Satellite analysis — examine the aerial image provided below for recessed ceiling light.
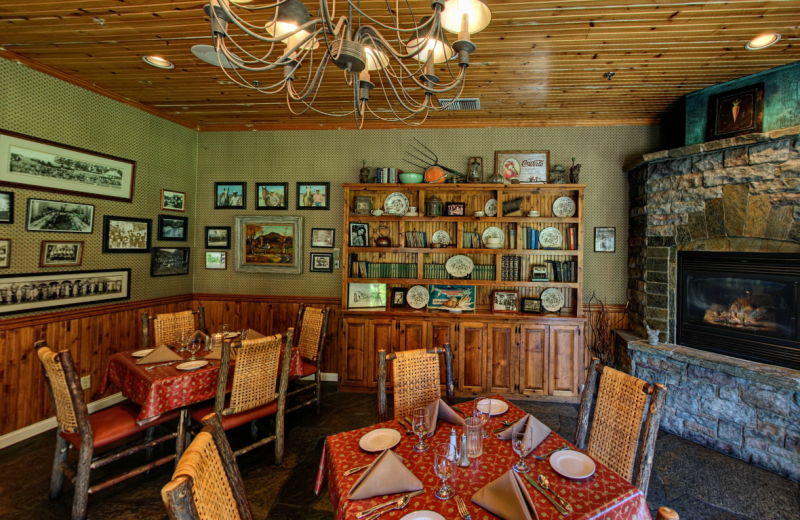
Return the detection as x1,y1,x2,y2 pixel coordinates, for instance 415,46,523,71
142,56,174,69
745,33,781,50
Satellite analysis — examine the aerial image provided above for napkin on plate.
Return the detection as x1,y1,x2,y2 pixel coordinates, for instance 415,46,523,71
497,414,551,453
426,398,466,436
347,449,422,501
472,470,539,520
136,345,182,365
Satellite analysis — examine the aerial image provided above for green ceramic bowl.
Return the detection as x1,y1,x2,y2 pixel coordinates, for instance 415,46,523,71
399,173,424,184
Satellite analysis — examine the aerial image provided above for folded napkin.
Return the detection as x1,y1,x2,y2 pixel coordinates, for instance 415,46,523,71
497,414,551,454
426,398,466,437
191,330,208,342
347,449,422,501
136,345,182,365
472,470,539,520
205,346,237,360
242,329,265,340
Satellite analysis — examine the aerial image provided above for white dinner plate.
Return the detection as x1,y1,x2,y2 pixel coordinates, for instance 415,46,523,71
431,230,450,245
384,192,410,215
407,285,430,309
484,198,498,217
401,511,446,520
476,398,509,416
176,360,209,371
481,226,505,246
445,255,475,278
358,428,402,453
550,450,596,480
552,196,577,218
132,349,154,358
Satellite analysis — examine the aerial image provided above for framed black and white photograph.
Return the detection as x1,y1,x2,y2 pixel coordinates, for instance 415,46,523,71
311,228,335,248
151,247,190,277
0,191,13,223
391,287,408,308
0,268,131,316
26,198,94,234
215,182,246,209
594,227,616,253
205,226,231,249
310,252,333,273
349,222,369,247
347,282,387,309
256,182,288,210
102,216,151,253
521,298,542,314
492,290,519,313
445,202,465,216
0,129,136,203
158,215,188,241
0,239,9,269
297,182,330,210
40,241,83,267
205,251,226,270
161,189,185,212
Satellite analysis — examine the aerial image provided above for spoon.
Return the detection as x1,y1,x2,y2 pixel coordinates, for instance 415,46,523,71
538,474,573,513
398,418,414,436
532,445,569,461
365,493,413,520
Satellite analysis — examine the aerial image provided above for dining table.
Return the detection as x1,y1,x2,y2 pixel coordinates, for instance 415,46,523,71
316,395,651,520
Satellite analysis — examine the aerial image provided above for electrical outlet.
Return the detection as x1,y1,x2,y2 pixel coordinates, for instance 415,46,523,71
80,375,91,390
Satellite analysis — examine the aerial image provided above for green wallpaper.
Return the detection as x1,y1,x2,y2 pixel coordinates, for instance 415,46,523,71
195,126,664,304
0,57,198,316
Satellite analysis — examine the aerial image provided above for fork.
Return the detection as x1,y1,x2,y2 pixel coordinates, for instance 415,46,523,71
531,445,569,461
456,496,472,520
145,361,177,371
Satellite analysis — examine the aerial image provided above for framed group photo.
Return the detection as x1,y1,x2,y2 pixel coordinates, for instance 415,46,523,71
103,216,151,253
161,189,186,212
205,251,227,270
521,298,542,314
311,228,335,248
594,227,616,253
297,182,330,210
445,202,465,216
151,247,190,277
158,215,188,241
492,290,519,313
0,191,13,224
26,198,94,234
205,226,231,249
40,240,84,267
0,239,9,269
256,182,288,210
215,182,246,209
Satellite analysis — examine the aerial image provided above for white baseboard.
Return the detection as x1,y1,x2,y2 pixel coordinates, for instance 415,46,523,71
0,392,126,451
300,372,338,382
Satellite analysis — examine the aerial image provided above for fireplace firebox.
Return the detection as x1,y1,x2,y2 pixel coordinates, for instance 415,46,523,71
677,251,800,370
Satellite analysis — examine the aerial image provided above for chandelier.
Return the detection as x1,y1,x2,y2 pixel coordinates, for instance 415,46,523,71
196,0,492,127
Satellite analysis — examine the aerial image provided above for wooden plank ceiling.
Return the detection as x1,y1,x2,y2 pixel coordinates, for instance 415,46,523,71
1,0,798,130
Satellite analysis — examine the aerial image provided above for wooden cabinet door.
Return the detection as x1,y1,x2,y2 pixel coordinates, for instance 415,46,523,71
428,320,457,388
342,318,368,386
549,325,582,397
397,319,428,353
519,322,548,396
369,319,396,387
458,321,486,393
487,323,517,394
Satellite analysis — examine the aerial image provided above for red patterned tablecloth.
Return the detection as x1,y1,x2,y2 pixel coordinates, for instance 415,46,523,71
317,396,651,520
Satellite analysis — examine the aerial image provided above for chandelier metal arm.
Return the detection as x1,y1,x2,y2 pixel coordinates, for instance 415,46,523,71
344,0,437,33
214,2,323,46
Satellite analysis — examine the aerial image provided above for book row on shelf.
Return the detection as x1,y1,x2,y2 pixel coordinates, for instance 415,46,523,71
374,167,401,184
349,257,418,278
501,256,579,283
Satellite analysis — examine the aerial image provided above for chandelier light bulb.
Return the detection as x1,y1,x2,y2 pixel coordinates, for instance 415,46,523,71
365,47,389,71
440,0,492,34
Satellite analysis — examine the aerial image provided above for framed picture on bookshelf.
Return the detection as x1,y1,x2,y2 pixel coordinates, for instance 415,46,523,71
428,285,475,311
491,290,519,313
349,222,369,247
521,298,543,314
445,202,465,216
310,252,333,273
347,283,387,309
594,227,616,253
390,288,407,308
495,150,550,184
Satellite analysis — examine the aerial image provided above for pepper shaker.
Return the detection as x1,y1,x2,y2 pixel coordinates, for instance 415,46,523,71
458,433,471,467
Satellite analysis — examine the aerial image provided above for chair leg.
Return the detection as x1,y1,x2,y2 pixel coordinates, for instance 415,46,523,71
71,444,93,520
174,409,188,470
144,426,156,462
315,372,322,415
275,414,285,465
49,435,69,499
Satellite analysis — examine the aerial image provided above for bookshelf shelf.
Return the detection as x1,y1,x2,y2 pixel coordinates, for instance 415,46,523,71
346,277,579,288
348,214,580,224
353,246,582,256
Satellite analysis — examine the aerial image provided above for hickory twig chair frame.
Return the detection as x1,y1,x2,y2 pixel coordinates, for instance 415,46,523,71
37,341,180,520
141,307,207,349
377,343,455,423
574,357,667,496
286,305,331,415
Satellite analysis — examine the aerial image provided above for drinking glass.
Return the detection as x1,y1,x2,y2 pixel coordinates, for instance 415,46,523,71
465,416,483,458
473,401,490,439
221,324,230,335
176,330,189,352
187,337,202,361
511,422,533,473
212,333,224,351
412,408,431,452
433,443,457,500
239,329,248,341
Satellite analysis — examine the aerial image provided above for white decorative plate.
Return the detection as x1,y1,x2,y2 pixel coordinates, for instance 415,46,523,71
553,196,576,218
431,230,451,245
401,512,446,520
132,349,154,358
550,450,596,480
541,288,565,312
384,192,410,216
359,428,402,453
539,227,563,249
445,255,475,278
407,285,430,309
481,226,505,245
484,198,498,217
476,398,509,416
176,360,209,371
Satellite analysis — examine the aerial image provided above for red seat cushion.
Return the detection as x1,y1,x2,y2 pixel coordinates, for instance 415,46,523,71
289,360,318,381
59,402,180,450
190,399,278,431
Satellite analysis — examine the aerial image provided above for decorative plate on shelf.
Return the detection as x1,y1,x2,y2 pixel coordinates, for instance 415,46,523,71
384,192,410,215
541,288,565,312
431,230,451,245
539,227,563,249
407,285,430,309
484,198,498,217
481,226,505,245
553,196,576,218
445,255,475,278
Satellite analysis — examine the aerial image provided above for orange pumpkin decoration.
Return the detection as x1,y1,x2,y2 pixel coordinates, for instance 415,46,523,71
424,165,446,184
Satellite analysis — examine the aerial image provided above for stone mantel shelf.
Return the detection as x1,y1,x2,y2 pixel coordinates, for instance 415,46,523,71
628,340,800,392
623,125,800,172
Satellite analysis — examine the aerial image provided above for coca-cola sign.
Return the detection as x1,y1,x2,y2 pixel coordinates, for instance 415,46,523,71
495,150,550,184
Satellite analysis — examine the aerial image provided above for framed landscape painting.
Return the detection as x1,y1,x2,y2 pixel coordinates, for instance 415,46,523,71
0,129,135,202
205,251,227,270
151,247,190,277
234,216,303,274
26,198,94,234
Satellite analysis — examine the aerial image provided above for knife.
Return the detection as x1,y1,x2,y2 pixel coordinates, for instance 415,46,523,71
523,473,569,516
355,490,424,519
344,463,371,477
397,418,413,434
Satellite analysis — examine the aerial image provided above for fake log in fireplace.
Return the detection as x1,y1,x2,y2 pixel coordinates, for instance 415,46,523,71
677,252,800,370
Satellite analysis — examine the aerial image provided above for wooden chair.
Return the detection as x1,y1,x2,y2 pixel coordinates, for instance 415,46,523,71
189,329,293,461
141,307,207,349
377,344,455,423
286,305,330,415
574,357,667,496
656,507,679,520
162,413,254,520
36,341,180,520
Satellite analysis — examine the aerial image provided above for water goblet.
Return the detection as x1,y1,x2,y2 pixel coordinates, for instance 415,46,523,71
474,400,490,439
239,329,248,341
412,407,431,452
511,422,533,474
433,443,457,500
176,330,189,352
221,324,230,335
187,337,202,361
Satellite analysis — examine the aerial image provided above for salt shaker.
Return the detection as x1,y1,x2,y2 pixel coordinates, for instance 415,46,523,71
449,428,459,461
458,433,471,467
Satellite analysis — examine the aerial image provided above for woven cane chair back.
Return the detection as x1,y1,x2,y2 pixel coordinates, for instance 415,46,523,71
587,366,649,482
153,310,195,346
392,349,440,420
37,347,80,433
297,307,325,361
173,431,243,520
226,334,282,416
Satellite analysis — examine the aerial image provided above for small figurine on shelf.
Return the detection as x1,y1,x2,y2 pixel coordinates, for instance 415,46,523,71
550,164,569,184
570,158,582,184
359,160,372,183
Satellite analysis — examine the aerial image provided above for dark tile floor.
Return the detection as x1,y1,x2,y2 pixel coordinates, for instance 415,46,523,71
0,384,797,519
